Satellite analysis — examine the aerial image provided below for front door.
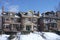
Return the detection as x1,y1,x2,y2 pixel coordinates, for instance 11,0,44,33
26,25,31,31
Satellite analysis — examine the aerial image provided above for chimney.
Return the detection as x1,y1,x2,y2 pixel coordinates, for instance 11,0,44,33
37,11,40,17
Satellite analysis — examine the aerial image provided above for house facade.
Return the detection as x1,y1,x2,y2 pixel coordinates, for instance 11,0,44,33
19,11,40,32
1,10,60,34
40,11,58,31
2,12,21,33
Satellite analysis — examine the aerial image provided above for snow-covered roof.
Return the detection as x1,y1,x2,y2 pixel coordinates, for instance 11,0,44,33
15,15,20,18
21,14,39,18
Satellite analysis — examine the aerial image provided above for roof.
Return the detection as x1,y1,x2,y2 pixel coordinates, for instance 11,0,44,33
21,13,39,18
15,15,20,18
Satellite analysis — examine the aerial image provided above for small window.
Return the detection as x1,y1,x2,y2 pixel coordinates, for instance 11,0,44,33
33,18,37,21
29,18,31,21
5,25,10,29
34,26,37,30
45,24,49,30
5,18,9,21
51,23,57,28
6,18,9,21
11,18,13,20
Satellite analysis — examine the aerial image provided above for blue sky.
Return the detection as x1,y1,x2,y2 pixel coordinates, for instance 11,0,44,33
0,0,60,13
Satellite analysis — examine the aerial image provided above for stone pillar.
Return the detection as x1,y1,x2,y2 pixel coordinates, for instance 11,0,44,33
23,25,26,31
31,23,34,31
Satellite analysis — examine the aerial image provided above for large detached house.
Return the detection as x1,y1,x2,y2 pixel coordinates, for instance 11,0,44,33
19,11,40,32
2,12,20,34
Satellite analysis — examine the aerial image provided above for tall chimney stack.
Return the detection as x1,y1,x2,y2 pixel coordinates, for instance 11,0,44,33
37,11,40,17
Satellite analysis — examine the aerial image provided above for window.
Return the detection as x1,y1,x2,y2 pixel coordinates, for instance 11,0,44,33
5,25,10,29
25,18,28,21
45,25,48,30
11,18,14,20
28,18,31,21
14,18,17,22
51,23,57,28
45,18,49,21
33,18,37,23
45,24,50,30
34,26,37,30
5,18,9,21
6,18,9,20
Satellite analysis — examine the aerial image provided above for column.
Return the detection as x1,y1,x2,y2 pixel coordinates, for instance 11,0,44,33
31,23,34,31
23,25,26,31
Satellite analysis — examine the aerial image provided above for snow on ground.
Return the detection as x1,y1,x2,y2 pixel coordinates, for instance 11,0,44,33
0,32,60,40
43,32,60,40
17,32,60,40
20,33,45,40
0,34,10,40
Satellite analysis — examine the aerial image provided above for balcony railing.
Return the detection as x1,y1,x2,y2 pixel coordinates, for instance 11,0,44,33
44,21,57,23
42,15,57,18
3,28,18,32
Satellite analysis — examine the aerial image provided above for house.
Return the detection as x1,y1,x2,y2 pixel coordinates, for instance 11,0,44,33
19,11,40,32
40,11,57,32
1,12,20,34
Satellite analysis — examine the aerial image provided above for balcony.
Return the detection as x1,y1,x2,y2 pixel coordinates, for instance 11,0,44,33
4,20,11,23
3,28,18,32
42,15,57,19
3,28,11,32
44,20,57,23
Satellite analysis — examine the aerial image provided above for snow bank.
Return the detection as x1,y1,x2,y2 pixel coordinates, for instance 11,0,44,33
15,32,60,40
43,32,60,40
0,32,60,40
0,34,10,40
20,33,45,40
